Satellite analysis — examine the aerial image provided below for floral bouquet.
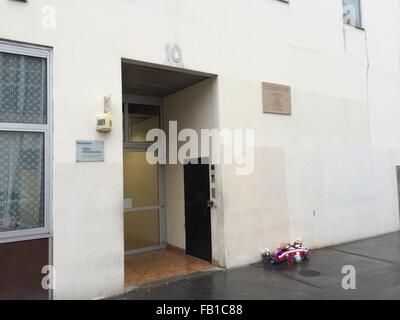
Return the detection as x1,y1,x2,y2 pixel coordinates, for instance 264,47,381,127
261,239,310,266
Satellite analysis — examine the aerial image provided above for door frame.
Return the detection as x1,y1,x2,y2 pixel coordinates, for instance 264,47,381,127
123,94,166,256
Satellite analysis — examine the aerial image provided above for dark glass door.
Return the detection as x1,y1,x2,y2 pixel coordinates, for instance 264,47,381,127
184,160,212,262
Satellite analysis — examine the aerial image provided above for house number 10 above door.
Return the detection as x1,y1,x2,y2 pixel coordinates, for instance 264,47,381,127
166,43,184,67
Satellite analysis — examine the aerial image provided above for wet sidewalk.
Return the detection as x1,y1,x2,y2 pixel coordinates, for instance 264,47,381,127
115,232,400,300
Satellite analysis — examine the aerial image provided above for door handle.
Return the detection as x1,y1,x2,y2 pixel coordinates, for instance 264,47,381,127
207,200,215,208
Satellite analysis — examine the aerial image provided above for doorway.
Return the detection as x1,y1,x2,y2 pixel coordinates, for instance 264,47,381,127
121,60,219,289
122,96,214,288
184,159,212,262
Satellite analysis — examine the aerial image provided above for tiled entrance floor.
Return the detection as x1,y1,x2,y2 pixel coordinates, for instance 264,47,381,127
125,249,214,288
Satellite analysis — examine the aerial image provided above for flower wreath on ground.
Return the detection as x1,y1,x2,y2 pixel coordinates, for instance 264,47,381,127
261,239,310,265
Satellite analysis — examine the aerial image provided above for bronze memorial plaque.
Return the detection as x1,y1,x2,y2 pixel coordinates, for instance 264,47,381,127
262,82,292,115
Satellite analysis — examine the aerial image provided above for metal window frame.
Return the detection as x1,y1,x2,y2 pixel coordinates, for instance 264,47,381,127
0,41,52,244
343,0,363,29
123,94,166,256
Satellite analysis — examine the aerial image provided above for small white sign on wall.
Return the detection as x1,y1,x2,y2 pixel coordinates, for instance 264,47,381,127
76,140,104,162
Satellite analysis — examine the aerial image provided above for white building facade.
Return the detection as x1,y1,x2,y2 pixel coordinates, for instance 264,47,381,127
0,0,400,299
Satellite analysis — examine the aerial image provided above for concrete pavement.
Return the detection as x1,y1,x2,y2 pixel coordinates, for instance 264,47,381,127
115,232,400,300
